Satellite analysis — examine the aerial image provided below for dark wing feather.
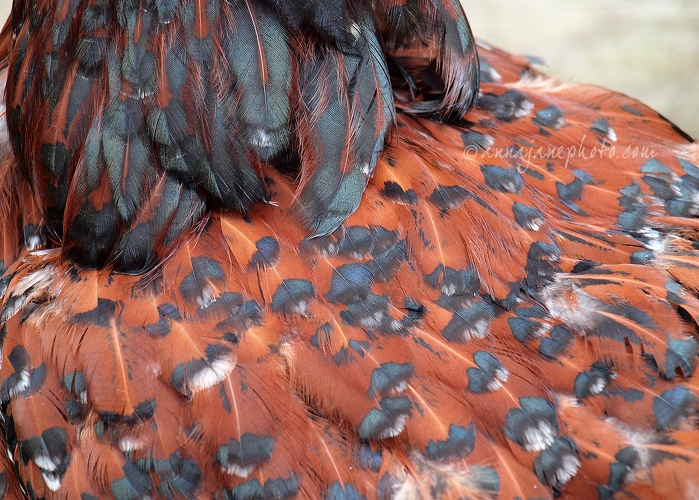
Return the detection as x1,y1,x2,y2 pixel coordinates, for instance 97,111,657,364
5,0,478,272
378,0,479,119
295,17,394,236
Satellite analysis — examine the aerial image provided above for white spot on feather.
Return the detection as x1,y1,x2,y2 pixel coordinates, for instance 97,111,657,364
555,395,581,408
14,266,57,296
503,179,519,193
42,471,62,492
671,181,684,198
689,192,699,217
0,81,10,158
495,367,510,382
489,366,510,391
135,88,154,99
222,463,257,478
360,311,385,328
442,284,457,296
188,355,237,394
482,66,502,83
647,236,670,253
487,379,503,391
318,243,338,258
378,414,408,440
392,381,408,394
543,280,599,332
350,23,361,41
252,129,272,148
589,377,607,395
196,285,217,309
523,420,557,452
477,134,495,150
638,226,665,253
26,234,42,252
291,300,309,316
387,450,501,500
119,437,145,452
34,454,57,472
612,420,660,471
467,318,491,340
555,454,581,486
515,99,535,118
527,217,544,231
9,369,31,398
639,227,661,240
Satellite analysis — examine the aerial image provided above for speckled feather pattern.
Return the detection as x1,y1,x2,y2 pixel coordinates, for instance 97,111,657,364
0,2,698,500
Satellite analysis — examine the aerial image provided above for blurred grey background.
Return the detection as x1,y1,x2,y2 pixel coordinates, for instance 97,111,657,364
465,1,699,139
0,2,696,137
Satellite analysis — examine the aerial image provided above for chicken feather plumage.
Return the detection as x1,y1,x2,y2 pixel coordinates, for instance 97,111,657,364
0,1,697,499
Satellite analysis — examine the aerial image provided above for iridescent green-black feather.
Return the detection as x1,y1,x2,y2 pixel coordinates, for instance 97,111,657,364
5,0,480,272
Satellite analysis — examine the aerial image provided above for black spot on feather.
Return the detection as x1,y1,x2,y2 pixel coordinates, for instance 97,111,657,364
171,344,234,397
248,237,280,270
215,433,274,475
425,424,476,461
539,325,575,358
19,427,71,490
480,165,524,193
326,264,374,304
358,397,412,440
508,317,544,343
574,364,614,399
467,351,508,393
442,301,495,343
144,303,181,337
337,227,373,258
653,386,696,430
512,202,543,230
533,105,563,130
477,90,532,121
534,437,580,489
340,294,398,334
380,181,417,205
368,240,405,282
368,363,413,398
223,476,298,500
138,451,201,498
665,338,697,378
271,279,316,316
461,131,494,151
1,346,45,402
324,482,366,500
425,265,479,296
504,397,559,451
178,257,225,309
110,463,153,500
70,298,117,327
429,185,469,210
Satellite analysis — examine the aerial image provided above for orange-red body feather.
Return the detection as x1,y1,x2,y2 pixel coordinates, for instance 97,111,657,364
0,2,698,499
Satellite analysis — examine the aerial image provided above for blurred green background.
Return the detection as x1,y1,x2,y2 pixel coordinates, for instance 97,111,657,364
0,2,696,138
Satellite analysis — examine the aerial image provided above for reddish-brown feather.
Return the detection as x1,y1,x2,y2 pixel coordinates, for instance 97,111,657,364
1,2,699,499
